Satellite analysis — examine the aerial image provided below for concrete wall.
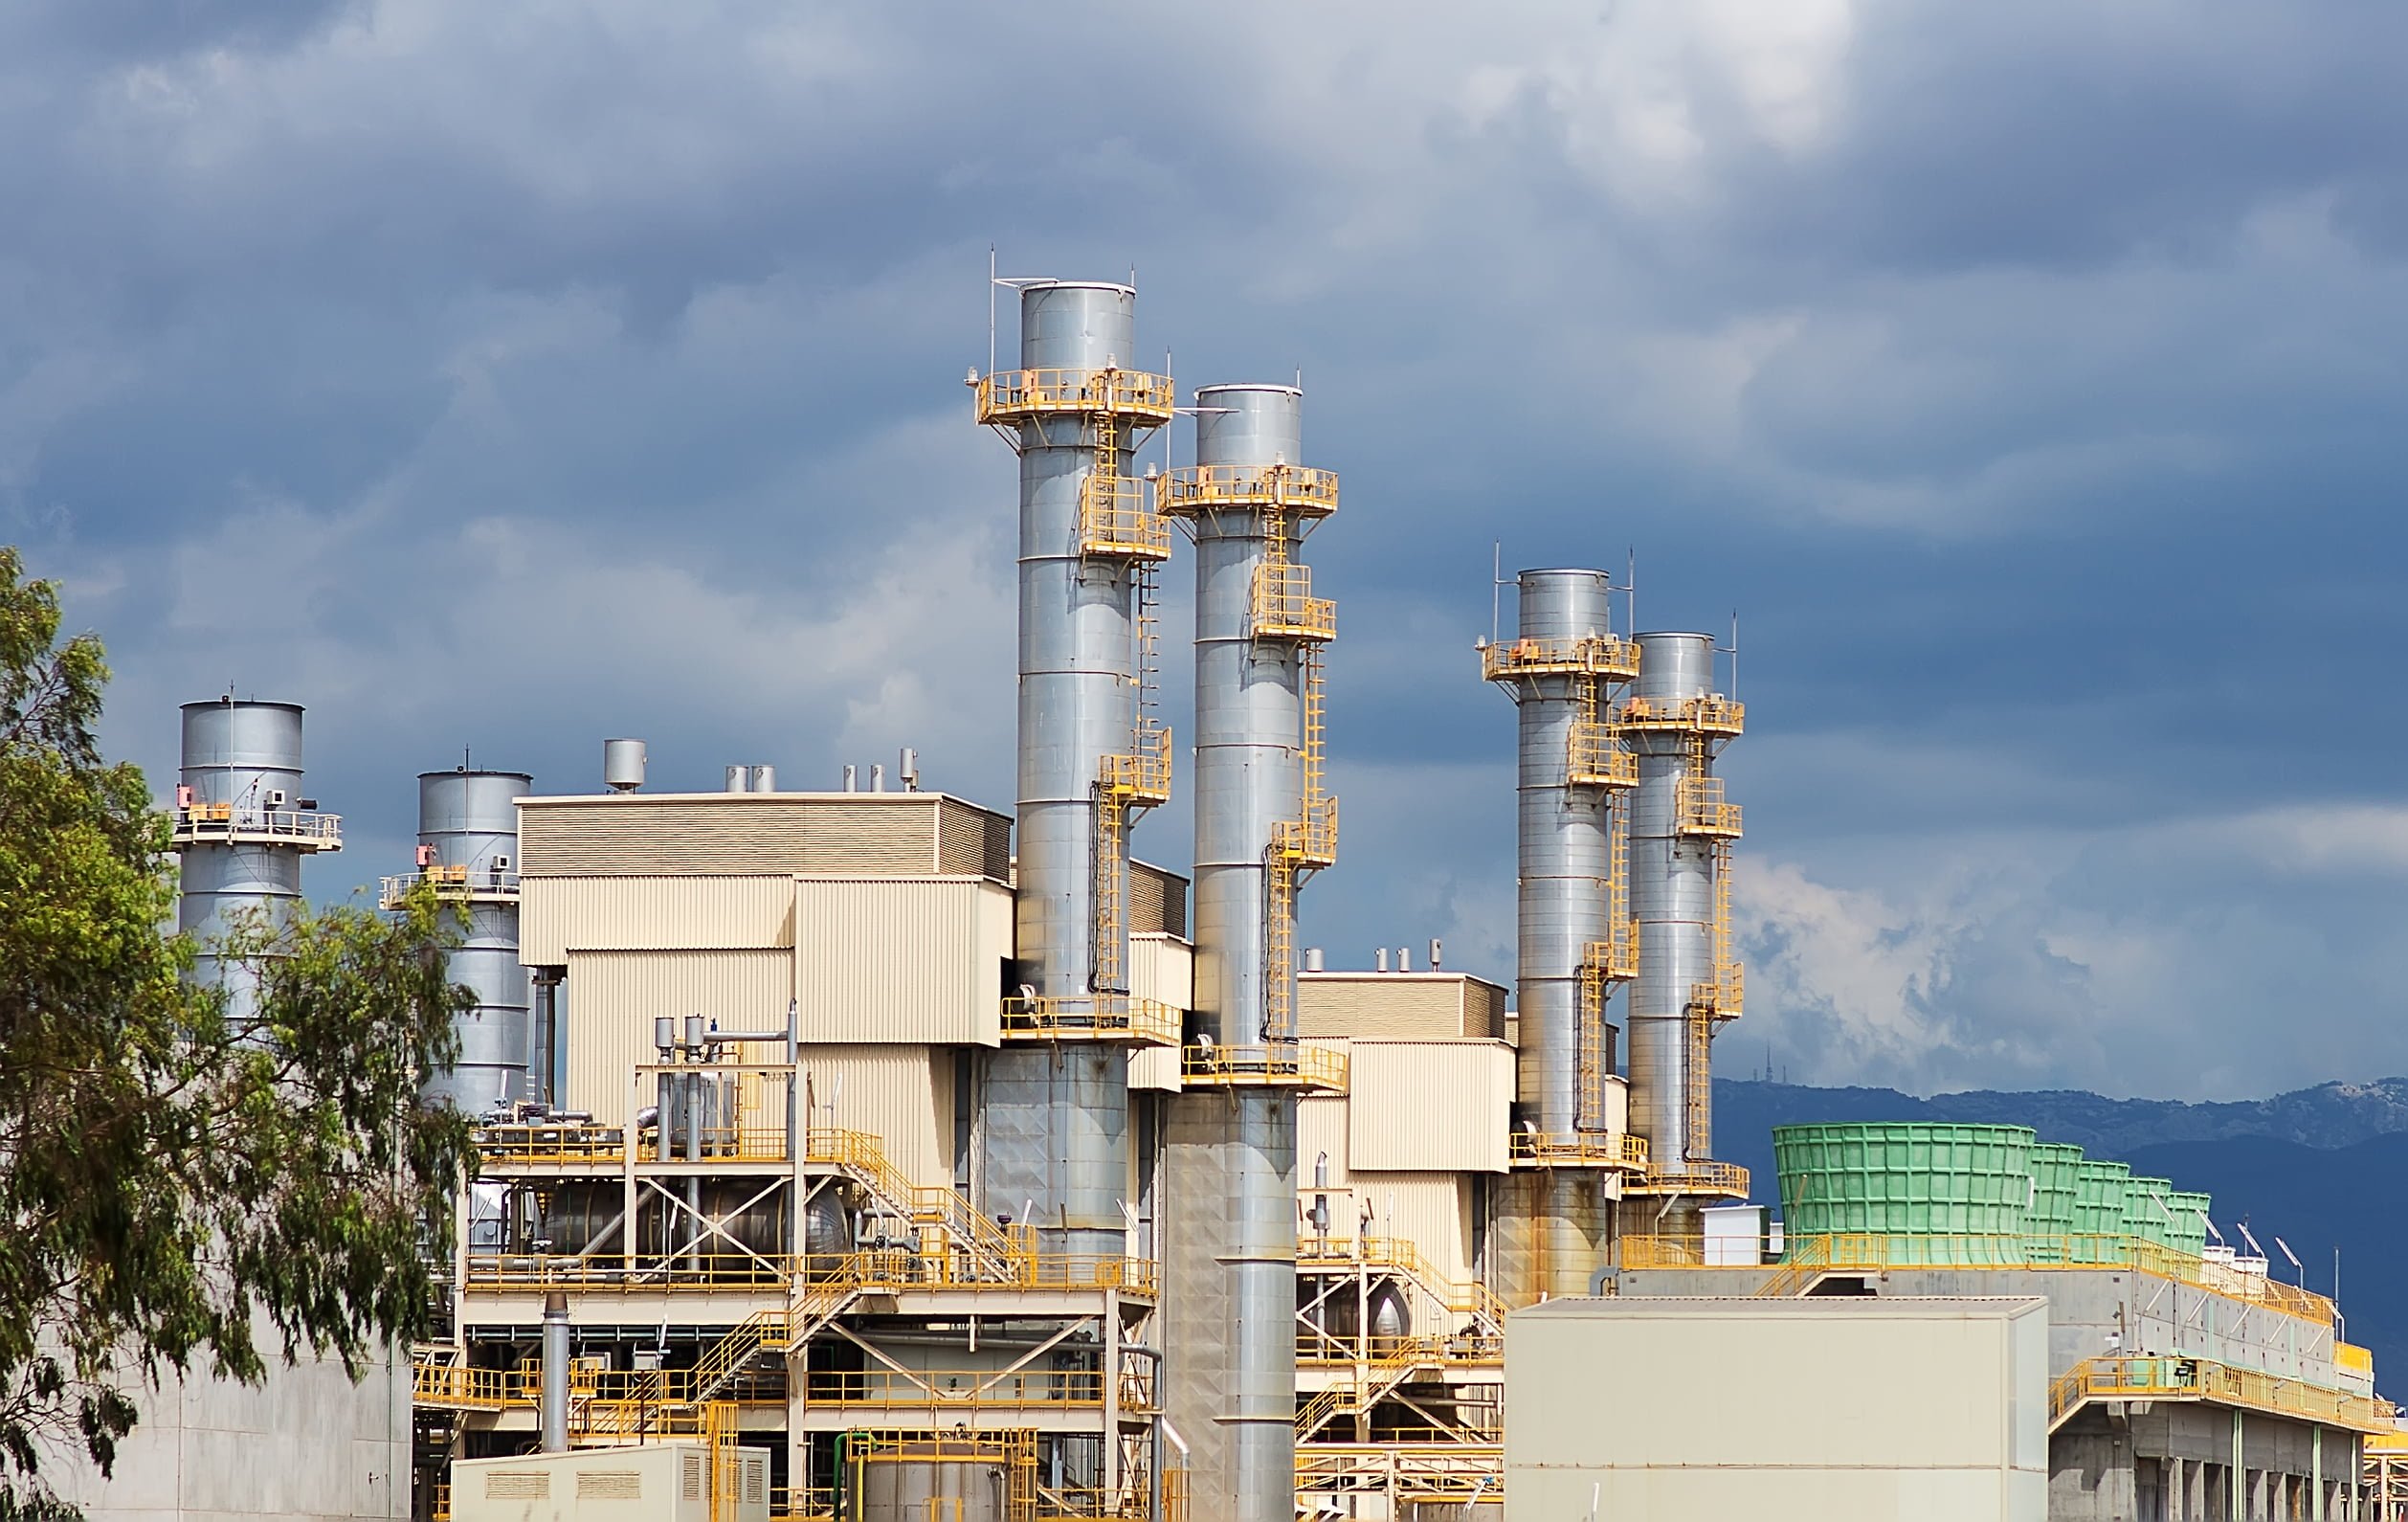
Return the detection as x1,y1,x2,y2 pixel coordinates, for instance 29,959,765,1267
1504,1296,2048,1522
56,1345,411,1522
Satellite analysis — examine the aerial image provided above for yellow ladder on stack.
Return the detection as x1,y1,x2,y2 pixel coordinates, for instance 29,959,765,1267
1265,643,1338,1041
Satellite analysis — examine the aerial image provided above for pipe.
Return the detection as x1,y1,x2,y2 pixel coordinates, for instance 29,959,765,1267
540,1292,570,1452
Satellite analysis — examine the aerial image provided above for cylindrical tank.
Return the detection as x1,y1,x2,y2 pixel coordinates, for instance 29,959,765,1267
983,280,1146,1263
2070,1159,2133,1259
2125,1175,2175,1247
1190,385,1307,1046
538,1180,826,1265
853,1444,1012,1522
416,769,533,1111
2026,1142,2084,1235
176,700,315,1020
603,738,646,792
1773,1122,2036,1265
1627,633,1719,1168
2164,1189,2213,1257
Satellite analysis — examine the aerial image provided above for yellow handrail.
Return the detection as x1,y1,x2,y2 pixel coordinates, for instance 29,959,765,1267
1156,462,1341,515
2050,1354,2395,1434
974,368,1175,424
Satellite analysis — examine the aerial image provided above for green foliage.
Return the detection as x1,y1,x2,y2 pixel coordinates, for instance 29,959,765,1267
0,548,476,1518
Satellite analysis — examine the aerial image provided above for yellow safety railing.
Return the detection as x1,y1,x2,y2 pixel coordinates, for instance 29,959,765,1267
1507,1130,1650,1172
1099,723,1173,805
1567,661,1637,789
1297,1341,1439,1438
1182,1042,1348,1090
1000,995,1181,1045
1294,1444,1504,1505
1480,635,1640,683
849,1431,1041,1522
1155,462,1341,516
1626,1159,1750,1197
1673,775,1743,838
1616,693,1744,733
1077,477,1172,561
2050,1354,2395,1434
380,866,521,907
805,1367,1151,1412
974,368,1176,425
169,805,343,848
1631,1231,2344,1325
1251,561,1336,640
476,1121,632,1164
1297,1235,1509,1334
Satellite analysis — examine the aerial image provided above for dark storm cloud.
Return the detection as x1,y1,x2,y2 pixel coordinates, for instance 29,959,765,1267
7,0,2406,1097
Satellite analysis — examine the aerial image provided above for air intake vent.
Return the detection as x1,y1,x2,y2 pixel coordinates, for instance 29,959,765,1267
484,1471,549,1499
683,1451,705,1500
576,1469,642,1499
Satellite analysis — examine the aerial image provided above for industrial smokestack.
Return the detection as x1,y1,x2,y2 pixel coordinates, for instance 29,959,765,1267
540,1292,570,1453
1483,569,1637,1305
1157,381,1336,1522
973,278,1173,1262
412,769,534,1112
1627,630,1744,1197
171,700,339,1025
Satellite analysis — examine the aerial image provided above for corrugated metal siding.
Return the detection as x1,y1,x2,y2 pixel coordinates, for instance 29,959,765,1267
562,949,795,1117
936,799,1013,882
799,1044,951,1189
1128,1046,1182,1093
1128,861,1189,938
793,879,1009,1046
1298,975,1467,1040
521,796,940,878
1130,932,1193,1011
1360,1173,1477,1287
522,876,797,962
1298,1086,1349,1181
1594,1073,1629,1136
1348,1041,1512,1173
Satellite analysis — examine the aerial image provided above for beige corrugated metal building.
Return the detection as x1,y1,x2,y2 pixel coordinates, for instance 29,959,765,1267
1505,1296,2049,1522
520,791,1190,1194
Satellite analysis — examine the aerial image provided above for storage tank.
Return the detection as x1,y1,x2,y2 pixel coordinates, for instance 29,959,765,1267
1773,1122,2035,1265
851,1439,1015,1522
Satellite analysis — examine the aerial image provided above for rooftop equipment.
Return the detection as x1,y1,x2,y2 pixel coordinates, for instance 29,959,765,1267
603,738,646,793
971,279,1174,1258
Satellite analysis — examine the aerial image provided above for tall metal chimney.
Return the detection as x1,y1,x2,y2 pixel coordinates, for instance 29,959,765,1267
170,699,342,1023
1624,630,1746,1223
1482,572,1640,1304
971,280,1175,1257
1157,383,1338,1522
405,769,534,1112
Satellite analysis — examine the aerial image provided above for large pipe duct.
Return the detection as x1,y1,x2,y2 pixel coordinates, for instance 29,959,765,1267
1484,572,1630,1304
1160,384,1331,1522
1626,630,1740,1204
975,280,1171,1257
539,1293,570,1453
413,769,534,1112
171,699,341,1023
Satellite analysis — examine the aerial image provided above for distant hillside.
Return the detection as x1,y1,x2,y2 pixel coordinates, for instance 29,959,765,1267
1713,1075,2408,1167
1710,1077,2408,1392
